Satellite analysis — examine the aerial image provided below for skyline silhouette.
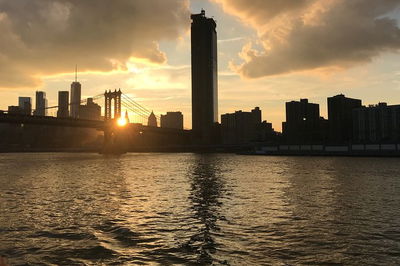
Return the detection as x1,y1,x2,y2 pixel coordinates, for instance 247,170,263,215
2,2,400,265
0,1,400,131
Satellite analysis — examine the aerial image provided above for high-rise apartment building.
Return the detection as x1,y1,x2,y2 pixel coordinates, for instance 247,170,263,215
191,9,218,143
328,94,362,143
353,103,400,143
283,99,325,143
221,107,272,144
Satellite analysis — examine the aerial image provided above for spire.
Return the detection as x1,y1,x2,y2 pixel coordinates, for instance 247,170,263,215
125,110,130,123
75,64,78,82
148,110,157,127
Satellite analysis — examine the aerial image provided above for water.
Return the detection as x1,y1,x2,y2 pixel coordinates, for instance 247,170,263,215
1,153,400,265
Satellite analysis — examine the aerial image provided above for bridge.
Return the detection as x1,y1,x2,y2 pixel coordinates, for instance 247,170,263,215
0,89,191,153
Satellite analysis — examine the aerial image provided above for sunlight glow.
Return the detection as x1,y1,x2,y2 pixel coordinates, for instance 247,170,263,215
117,117,127,127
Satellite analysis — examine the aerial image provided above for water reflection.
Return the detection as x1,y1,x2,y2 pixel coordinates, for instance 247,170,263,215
0,154,132,265
1,154,400,265
185,154,225,264
282,157,400,265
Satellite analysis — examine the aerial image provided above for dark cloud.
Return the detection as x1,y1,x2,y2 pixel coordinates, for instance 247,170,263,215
0,0,190,88
215,0,400,78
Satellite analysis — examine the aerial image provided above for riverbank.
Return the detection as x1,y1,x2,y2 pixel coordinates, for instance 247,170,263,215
245,144,400,157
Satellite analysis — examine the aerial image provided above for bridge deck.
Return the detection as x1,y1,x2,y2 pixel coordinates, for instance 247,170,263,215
0,113,190,135
0,113,104,129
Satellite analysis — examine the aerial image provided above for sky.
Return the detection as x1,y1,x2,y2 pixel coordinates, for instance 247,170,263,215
1,0,400,131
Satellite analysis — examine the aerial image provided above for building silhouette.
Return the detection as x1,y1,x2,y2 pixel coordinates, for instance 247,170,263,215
18,97,32,115
283,99,326,143
353,103,400,143
8,106,22,115
148,111,157,127
70,81,81,118
328,94,362,143
221,107,274,144
57,91,69,118
191,9,218,143
160,112,183,129
79,98,101,121
33,91,47,116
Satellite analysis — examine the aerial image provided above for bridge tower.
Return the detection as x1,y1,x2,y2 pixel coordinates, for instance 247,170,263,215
103,89,124,154
104,89,122,120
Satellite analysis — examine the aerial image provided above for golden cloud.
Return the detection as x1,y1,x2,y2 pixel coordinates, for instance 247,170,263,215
214,0,400,78
0,0,190,88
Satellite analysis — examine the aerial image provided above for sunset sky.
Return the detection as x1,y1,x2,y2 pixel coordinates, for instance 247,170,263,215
1,0,400,131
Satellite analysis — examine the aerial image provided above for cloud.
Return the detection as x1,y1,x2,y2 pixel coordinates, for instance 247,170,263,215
214,0,400,78
0,0,190,88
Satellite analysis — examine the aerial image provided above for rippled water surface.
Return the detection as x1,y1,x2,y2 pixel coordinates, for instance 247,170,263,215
1,153,400,265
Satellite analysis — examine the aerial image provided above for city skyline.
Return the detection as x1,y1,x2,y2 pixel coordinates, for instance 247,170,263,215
1,0,400,131
2,2,400,264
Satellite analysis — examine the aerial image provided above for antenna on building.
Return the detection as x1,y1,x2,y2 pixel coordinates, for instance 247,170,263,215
75,64,78,82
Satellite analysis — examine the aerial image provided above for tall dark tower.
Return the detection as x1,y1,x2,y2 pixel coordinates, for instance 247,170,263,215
70,65,81,118
191,9,218,143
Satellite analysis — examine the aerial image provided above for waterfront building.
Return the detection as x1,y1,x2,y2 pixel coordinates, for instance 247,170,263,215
148,111,157,127
33,91,47,116
283,99,325,143
191,9,218,143
221,107,274,144
328,94,362,143
353,103,400,143
160,112,183,130
57,91,69,118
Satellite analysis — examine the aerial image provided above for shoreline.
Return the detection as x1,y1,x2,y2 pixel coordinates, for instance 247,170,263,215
2,149,400,157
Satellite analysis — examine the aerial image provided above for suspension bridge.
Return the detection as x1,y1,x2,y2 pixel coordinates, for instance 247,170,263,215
18,89,162,125
0,89,190,153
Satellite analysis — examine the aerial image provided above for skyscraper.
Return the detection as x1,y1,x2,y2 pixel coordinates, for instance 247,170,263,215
57,91,69,118
328,94,362,143
18,97,32,115
33,91,47,116
70,67,81,118
191,9,218,143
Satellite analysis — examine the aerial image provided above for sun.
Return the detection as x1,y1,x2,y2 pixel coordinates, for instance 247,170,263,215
117,117,127,127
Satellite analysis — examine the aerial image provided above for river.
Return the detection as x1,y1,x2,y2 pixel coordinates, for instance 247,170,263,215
1,153,400,265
